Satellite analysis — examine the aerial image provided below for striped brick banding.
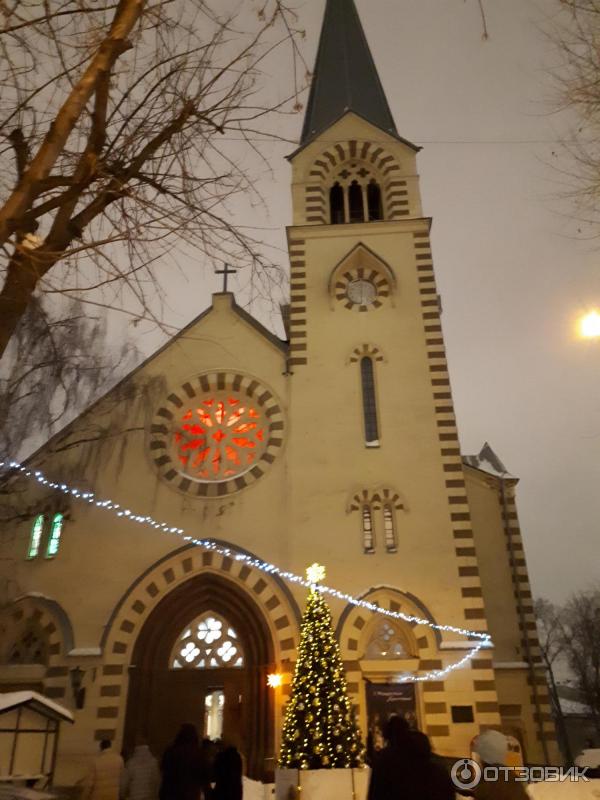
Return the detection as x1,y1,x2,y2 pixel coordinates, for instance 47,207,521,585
96,545,300,743
348,344,386,364
150,371,284,496
347,487,404,513
412,231,489,633
498,484,555,745
329,243,395,312
288,238,307,367
334,266,390,311
1,596,70,701
305,140,409,223
337,587,465,746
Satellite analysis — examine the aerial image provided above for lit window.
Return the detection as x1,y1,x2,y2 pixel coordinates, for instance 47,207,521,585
173,395,267,482
45,513,64,558
27,515,44,559
383,505,397,553
170,612,244,670
360,357,379,445
204,689,225,740
362,505,375,553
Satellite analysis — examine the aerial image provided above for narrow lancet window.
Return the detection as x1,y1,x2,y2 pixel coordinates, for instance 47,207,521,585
348,180,364,223
362,505,375,553
330,182,345,224
360,357,379,445
367,180,383,221
383,505,397,552
28,515,44,559
46,513,64,558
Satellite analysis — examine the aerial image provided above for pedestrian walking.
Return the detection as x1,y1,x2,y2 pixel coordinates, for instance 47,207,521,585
81,739,124,800
367,715,454,800
212,743,243,800
121,738,160,800
160,724,205,800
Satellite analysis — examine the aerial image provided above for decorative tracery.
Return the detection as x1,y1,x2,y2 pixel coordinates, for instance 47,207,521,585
365,620,410,659
150,372,285,497
328,162,384,224
174,396,266,480
170,612,244,670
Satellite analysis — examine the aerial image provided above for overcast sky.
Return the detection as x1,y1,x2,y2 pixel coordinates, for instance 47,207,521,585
105,0,600,604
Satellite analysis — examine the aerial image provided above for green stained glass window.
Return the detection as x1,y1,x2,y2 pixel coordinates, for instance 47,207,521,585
45,513,64,558
28,515,44,559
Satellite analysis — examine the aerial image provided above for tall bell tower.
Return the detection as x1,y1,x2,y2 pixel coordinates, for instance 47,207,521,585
285,0,504,758
284,0,559,765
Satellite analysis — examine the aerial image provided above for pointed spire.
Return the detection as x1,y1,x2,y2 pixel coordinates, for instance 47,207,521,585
300,0,398,145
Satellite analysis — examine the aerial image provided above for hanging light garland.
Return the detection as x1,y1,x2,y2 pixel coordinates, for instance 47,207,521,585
1,460,492,682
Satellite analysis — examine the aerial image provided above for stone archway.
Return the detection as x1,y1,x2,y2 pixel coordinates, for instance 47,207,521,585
123,572,276,780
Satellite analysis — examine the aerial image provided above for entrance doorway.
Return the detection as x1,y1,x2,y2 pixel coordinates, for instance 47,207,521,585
124,574,275,780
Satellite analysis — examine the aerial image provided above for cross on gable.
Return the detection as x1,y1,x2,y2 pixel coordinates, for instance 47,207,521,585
215,263,237,293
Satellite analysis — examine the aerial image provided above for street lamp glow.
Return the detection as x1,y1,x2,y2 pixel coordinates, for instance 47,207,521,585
267,673,283,689
579,310,600,339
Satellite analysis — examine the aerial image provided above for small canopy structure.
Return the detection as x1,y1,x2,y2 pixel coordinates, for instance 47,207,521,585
0,692,73,788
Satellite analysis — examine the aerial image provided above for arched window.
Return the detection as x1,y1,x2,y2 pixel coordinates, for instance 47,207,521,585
28,515,44,559
330,182,345,224
383,505,397,553
170,612,244,669
365,620,410,659
362,505,375,553
45,513,64,558
367,180,383,221
348,180,364,223
360,357,379,446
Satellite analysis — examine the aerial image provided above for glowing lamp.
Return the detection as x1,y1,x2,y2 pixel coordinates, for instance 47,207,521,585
306,563,326,584
267,673,283,689
579,310,600,339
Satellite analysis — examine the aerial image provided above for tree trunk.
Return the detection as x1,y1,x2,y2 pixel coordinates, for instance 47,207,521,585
0,0,145,247
0,254,40,359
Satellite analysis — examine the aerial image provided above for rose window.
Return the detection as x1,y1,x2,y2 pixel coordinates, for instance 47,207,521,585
170,612,244,670
175,397,266,481
150,372,284,497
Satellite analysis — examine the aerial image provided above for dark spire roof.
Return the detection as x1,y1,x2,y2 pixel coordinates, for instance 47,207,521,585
300,0,399,145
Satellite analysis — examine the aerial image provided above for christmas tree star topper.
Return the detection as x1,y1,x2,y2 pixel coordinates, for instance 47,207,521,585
306,562,326,584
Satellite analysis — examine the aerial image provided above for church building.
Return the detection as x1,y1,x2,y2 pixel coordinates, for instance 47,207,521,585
0,0,559,783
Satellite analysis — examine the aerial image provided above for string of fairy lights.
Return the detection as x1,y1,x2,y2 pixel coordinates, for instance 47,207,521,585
1,459,492,683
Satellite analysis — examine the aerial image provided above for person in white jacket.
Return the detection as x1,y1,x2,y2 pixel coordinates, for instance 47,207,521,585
82,740,124,800
121,739,160,800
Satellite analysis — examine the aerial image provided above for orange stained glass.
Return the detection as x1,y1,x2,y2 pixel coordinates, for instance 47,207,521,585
174,396,265,481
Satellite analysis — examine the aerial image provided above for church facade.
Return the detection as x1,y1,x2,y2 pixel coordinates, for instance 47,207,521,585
0,0,558,783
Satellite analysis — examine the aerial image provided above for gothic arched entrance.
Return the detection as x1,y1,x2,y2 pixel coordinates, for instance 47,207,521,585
124,573,276,780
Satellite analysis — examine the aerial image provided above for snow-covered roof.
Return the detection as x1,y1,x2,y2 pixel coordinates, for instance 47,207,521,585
560,697,592,716
463,442,516,480
0,691,73,722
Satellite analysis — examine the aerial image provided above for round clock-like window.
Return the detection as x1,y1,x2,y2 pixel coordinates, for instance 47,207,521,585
347,279,377,306
150,372,284,497
334,265,390,311
175,396,266,481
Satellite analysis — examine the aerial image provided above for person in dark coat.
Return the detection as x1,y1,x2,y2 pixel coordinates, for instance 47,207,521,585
367,715,454,800
212,744,243,800
160,724,206,800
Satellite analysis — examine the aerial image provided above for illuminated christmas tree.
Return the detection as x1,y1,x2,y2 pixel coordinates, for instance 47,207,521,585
279,564,365,770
